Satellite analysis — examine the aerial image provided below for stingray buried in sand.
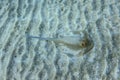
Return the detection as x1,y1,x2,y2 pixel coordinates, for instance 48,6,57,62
27,31,94,55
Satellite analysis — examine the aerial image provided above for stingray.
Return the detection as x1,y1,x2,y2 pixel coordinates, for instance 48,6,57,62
26,30,94,56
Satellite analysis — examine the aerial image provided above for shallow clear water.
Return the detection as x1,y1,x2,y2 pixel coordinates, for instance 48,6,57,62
0,0,120,80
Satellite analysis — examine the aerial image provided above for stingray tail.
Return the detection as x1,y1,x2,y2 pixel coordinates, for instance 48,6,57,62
29,36,57,41
25,33,59,41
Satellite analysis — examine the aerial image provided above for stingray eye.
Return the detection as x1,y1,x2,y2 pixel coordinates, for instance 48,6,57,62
80,40,87,48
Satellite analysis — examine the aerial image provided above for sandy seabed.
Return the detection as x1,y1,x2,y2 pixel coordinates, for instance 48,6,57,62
0,0,120,80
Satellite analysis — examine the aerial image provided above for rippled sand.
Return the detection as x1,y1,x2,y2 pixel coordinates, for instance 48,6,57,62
0,0,120,80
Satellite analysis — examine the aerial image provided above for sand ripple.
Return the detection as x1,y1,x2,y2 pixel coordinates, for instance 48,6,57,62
0,0,120,80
